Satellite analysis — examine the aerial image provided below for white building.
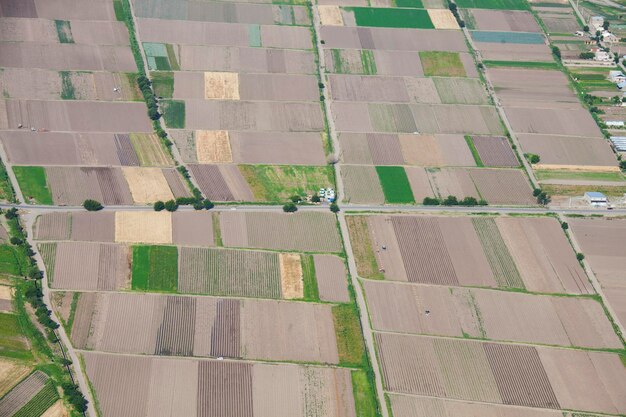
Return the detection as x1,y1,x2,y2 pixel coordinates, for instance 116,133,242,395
609,70,626,83
595,50,613,61
584,192,608,206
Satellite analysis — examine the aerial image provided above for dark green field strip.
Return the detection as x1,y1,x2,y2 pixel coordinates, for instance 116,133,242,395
0,245,22,276
131,245,178,292
455,0,530,9
482,60,558,69
161,99,185,128
376,166,415,204
393,0,424,7
464,136,484,167
13,166,53,205
12,381,59,417
348,7,434,28
54,20,74,43
333,304,366,367
301,255,320,302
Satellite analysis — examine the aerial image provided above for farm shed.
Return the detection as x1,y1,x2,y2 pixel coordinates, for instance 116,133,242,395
610,136,626,151
584,191,608,206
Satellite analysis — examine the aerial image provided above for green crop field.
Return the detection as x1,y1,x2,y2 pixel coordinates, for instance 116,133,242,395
301,255,319,302
59,71,75,100
419,51,466,77
393,0,424,7
361,50,377,75
376,166,415,204
13,382,59,417
483,60,558,69
13,166,53,205
0,159,15,202
0,245,21,276
151,72,174,98
54,20,74,43
536,170,626,182
132,245,178,292
333,304,365,367
0,312,31,360
348,7,434,28
161,99,185,128
239,165,335,202
455,0,530,9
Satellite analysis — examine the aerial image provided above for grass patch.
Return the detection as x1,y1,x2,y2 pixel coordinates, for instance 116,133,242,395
154,56,171,71
131,245,178,292
0,245,21,276
483,60,558,69
161,100,185,128
0,312,32,361
543,183,626,197
151,71,174,98
54,20,74,43
59,71,75,100
348,7,434,28
165,44,180,71
455,0,530,9
536,170,625,182
129,133,173,166
376,166,415,204
212,213,223,247
419,51,466,77
239,165,335,202
331,49,348,74
345,216,383,280
123,72,143,101
464,135,484,167
0,158,15,202
361,50,377,75
66,293,79,336
351,370,378,417
13,166,53,205
393,0,424,6
301,255,319,302
333,304,365,367
113,0,126,21
13,381,59,417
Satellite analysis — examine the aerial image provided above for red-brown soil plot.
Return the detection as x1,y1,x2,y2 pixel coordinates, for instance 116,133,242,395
471,136,518,167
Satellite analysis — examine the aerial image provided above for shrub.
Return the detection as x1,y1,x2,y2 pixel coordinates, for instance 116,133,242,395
311,194,321,203
176,197,199,205
583,25,589,32
283,202,298,213
290,195,302,203
525,153,540,164
460,196,478,206
533,188,542,197
193,202,203,210
551,45,561,59
9,237,22,245
561,221,569,230
153,201,165,211
537,191,550,205
202,199,214,210
478,199,488,206
5,208,17,220
330,203,340,213
83,199,103,211
423,197,441,205
619,160,626,171
164,200,178,212
579,52,594,59
576,252,585,261
442,195,458,206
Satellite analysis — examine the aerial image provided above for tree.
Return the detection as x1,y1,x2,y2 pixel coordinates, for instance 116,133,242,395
330,203,340,213
561,222,569,230
525,153,540,164
83,199,103,211
164,200,178,212
423,197,440,206
283,202,298,213
603,20,610,30
202,199,214,210
537,191,550,205
442,195,459,206
583,25,590,32
620,160,626,171
9,237,22,245
290,195,302,203
478,199,488,206
579,52,595,59
4,208,17,220
576,252,585,261
153,201,165,211
311,194,321,203
460,197,478,206
551,45,561,59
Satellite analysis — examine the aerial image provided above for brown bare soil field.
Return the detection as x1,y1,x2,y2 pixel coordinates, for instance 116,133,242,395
506,106,602,137
516,134,616,167
474,42,553,62
210,299,240,358
196,131,233,163
389,394,562,417
488,68,577,108
468,168,534,205
405,167,437,201
188,164,253,201
0,17,57,42
204,72,240,100
238,73,319,101
34,212,70,240
68,20,129,45
172,212,214,246
229,132,326,165
0,0,38,18
0,43,136,71
162,168,192,198
34,0,117,20
313,255,349,303
471,10,541,32
0,68,60,101
0,359,31,398
221,211,342,252
329,75,410,103
496,217,592,294
341,165,385,204
319,26,468,51
367,216,407,281
471,136,519,167
366,133,404,164
70,211,115,242
279,253,303,299
45,167,99,206
484,343,559,408
0,371,49,417
240,299,339,363
404,78,441,104
427,168,480,199
539,348,626,414
569,218,626,327
178,247,281,298
122,167,174,204
4,100,152,132
198,360,252,417
428,10,459,29
115,211,172,244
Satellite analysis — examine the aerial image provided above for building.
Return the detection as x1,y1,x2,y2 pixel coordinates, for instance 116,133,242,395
606,121,625,127
610,136,626,151
609,70,626,83
584,192,609,206
590,15,605,32
595,50,613,61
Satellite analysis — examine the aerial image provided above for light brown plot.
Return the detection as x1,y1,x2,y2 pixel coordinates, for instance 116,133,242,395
0,359,31,398
122,167,174,203
279,253,303,299
204,72,240,100
115,211,172,244
196,130,233,163
428,10,459,29
319,5,344,26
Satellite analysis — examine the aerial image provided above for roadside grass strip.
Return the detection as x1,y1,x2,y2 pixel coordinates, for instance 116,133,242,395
455,0,530,9
239,165,335,202
13,166,53,205
348,7,435,28
160,100,185,128
482,60,558,69
419,51,466,77
351,369,378,417
131,245,178,292
376,166,415,204
471,31,545,44
465,136,485,167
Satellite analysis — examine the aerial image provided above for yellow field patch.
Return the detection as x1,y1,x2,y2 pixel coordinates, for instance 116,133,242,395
428,9,459,29
279,253,303,299
114,211,172,244
319,6,344,26
0,285,12,300
0,359,31,397
129,133,173,167
204,72,239,100
196,130,233,163
122,167,174,204
41,400,69,417
535,164,621,172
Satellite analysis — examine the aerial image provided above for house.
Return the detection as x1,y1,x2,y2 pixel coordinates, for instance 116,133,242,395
601,31,619,43
606,121,625,127
584,192,608,206
590,16,605,32
609,70,626,83
595,50,613,61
